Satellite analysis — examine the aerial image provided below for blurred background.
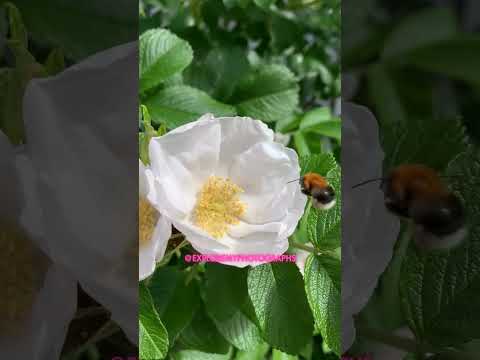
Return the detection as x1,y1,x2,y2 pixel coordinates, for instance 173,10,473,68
344,0,480,358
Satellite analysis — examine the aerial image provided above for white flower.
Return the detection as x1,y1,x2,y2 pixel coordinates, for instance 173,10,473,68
139,160,171,280
342,102,400,353
21,43,139,344
0,131,77,359
148,114,307,267
294,246,311,276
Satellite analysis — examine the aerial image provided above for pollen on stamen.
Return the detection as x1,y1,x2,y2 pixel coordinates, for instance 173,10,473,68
0,222,39,333
139,196,159,248
193,176,246,239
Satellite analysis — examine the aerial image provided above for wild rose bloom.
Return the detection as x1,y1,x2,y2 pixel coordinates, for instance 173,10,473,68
21,43,139,344
342,102,400,353
148,114,307,267
139,160,171,280
0,131,77,359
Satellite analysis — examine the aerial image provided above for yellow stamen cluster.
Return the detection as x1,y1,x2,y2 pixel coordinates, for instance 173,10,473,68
139,196,159,248
193,176,246,239
0,222,38,331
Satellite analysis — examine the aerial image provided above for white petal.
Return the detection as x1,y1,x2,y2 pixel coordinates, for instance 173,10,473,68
148,120,221,217
1,264,77,360
229,142,303,224
215,116,274,176
139,215,172,281
22,43,139,343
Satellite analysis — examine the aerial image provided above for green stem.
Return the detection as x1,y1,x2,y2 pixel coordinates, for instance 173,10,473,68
156,238,189,267
290,241,316,253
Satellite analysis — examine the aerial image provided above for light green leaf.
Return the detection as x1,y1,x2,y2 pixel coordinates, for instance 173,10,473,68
204,264,261,351
247,263,314,355
144,85,236,129
139,282,169,360
4,2,28,47
234,342,270,360
299,153,337,177
304,255,341,355
400,151,480,347
254,0,276,9
44,48,65,75
294,132,311,157
300,107,341,141
272,349,298,360
306,165,341,249
171,348,233,360
234,65,299,123
140,29,193,92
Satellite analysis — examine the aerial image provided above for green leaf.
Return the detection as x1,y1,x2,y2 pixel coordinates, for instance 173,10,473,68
382,7,456,59
184,46,250,102
204,264,261,351
304,255,341,355
139,282,169,360
234,65,299,123
254,0,276,9
247,263,314,354
272,349,298,360
44,48,65,75
223,0,251,8
234,342,270,360
144,85,236,129
147,266,201,345
10,0,136,60
171,349,233,360
299,153,337,177
306,165,341,249
177,303,231,354
4,2,28,47
381,115,468,172
140,29,193,93
400,151,480,347
401,35,480,86
300,108,341,141
294,132,311,157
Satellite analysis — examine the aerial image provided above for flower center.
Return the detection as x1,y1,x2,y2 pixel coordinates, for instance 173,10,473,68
139,196,159,248
0,222,39,330
193,176,246,239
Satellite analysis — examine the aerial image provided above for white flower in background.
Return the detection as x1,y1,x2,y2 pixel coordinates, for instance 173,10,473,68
139,160,171,280
148,114,307,267
294,246,311,276
0,131,77,359
22,43,139,344
342,102,400,353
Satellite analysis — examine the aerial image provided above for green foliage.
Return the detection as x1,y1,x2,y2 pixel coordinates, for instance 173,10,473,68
305,255,341,355
139,283,169,360
247,263,314,354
